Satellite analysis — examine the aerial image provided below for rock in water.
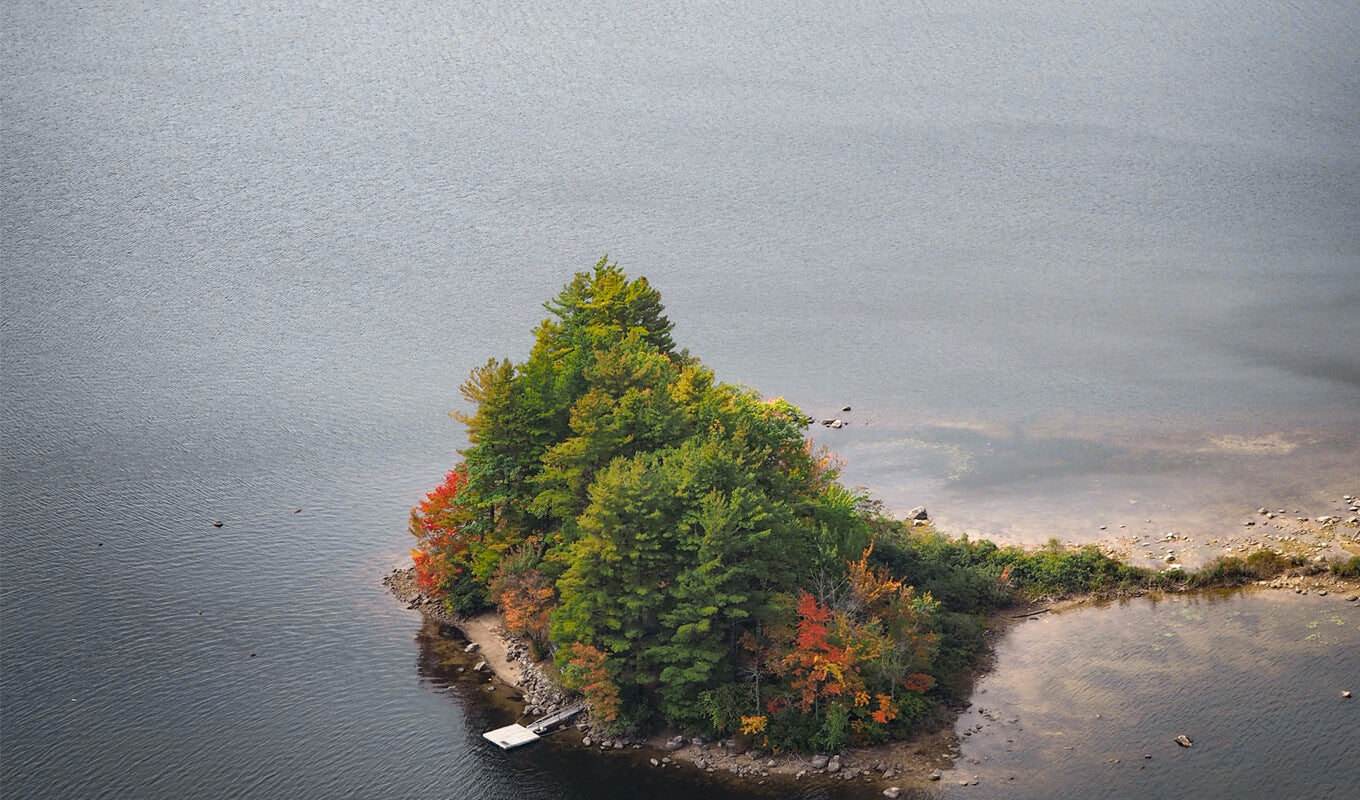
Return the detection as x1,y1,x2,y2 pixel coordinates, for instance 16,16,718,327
1174,734,1193,748
929,769,942,781
883,788,901,798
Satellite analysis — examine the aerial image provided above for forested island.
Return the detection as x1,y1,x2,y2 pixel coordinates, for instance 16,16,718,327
406,259,1360,754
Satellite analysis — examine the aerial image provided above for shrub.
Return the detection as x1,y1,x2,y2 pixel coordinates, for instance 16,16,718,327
1331,556,1360,578
1244,549,1294,577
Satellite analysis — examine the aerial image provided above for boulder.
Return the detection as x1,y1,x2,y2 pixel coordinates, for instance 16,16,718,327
664,735,686,751
810,754,830,769
463,642,480,653
907,506,929,521
827,755,842,773
929,769,942,781
1174,734,1193,748
884,789,902,799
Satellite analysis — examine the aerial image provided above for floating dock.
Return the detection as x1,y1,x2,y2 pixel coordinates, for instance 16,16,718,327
483,702,586,750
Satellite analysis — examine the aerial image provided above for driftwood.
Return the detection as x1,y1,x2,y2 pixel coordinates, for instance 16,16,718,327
1010,608,1051,618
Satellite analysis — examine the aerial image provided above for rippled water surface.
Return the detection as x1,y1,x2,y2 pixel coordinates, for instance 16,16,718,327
4,1,1358,797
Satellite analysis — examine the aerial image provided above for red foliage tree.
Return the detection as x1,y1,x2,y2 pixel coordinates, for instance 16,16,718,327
409,465,473,595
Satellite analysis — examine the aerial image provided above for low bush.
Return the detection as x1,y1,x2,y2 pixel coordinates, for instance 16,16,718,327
1331,556,1360,578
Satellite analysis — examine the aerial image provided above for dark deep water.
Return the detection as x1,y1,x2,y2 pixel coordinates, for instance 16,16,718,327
3,1,1358,797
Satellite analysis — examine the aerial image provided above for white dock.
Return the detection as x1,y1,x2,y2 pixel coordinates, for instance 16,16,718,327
483,723,541,750
483,703,587,750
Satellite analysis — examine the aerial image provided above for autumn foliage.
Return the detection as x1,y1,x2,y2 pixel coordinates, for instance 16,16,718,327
409,466,481,607
561,643,621,724
405,261,1054,749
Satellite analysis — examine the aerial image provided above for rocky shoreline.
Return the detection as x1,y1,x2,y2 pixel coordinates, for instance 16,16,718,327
384,493,1359,793
387,564,1008,794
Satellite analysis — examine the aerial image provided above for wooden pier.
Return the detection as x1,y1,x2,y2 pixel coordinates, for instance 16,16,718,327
483,702,586,750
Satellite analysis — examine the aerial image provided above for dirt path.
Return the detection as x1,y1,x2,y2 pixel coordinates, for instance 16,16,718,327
459,612,523,687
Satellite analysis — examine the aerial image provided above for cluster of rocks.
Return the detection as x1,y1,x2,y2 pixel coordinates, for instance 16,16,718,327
1257,498,1360,528
650,736,931,790
816,405,854,429
1258,574,1359,601
382,567,460,624
503,639,571,720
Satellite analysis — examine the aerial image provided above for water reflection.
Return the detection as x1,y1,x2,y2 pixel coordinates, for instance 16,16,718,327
947,590,1360,799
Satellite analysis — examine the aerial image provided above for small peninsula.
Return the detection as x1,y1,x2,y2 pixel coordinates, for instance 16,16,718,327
396,259,1360,778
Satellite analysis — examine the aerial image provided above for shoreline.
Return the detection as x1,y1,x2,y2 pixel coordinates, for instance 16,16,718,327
384,564,976,791
384,503,1359,792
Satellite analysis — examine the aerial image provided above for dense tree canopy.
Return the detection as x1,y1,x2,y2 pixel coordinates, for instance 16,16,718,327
409,258,1148,750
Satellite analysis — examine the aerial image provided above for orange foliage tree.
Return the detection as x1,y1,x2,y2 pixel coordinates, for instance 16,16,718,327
561,643,621,724
756,546,939,748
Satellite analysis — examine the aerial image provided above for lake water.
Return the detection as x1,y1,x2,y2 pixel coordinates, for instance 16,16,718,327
3,1,1357,797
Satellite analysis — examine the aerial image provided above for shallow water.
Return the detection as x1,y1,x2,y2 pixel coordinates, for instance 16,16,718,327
949,591,1360,799
4,0,1359,797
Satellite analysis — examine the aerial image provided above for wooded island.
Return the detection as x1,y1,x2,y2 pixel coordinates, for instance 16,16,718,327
408,259,1344,753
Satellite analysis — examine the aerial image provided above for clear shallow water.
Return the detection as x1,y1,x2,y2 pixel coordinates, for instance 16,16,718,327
951,591,1360,800
3,1,1358,797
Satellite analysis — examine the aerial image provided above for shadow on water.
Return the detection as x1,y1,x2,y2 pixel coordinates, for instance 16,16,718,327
410,619,943,800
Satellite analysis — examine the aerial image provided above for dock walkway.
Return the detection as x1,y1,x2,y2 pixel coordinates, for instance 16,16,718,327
483,702,587,750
